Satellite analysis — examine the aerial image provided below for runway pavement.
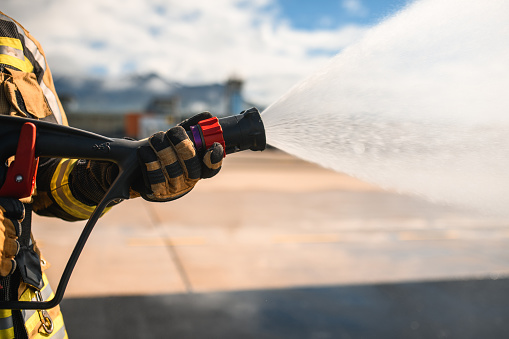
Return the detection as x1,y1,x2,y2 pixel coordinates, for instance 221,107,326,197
31,151,509,338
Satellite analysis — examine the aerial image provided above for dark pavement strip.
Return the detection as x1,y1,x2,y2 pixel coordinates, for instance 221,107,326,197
61,276,509,339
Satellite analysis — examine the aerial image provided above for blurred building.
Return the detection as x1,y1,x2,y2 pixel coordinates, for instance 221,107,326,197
62,76,257,139
146,77,249,118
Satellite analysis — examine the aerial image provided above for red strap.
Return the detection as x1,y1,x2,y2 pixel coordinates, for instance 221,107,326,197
0,122,39,199
198,117,226,157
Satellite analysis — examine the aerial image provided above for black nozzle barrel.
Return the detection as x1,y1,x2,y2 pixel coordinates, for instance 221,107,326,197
188,107,266,155
219,107,266,154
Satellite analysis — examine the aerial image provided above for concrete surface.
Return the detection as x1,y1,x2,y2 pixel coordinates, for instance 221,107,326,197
31,151,509,337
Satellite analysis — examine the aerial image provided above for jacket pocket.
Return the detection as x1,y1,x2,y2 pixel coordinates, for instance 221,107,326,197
1,68,52,119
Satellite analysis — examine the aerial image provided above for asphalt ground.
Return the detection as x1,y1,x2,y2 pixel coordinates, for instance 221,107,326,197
61,278,509,339
32,151,509,338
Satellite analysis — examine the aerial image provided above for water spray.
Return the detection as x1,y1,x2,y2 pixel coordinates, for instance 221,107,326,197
0,108,265,309
263,0,509,215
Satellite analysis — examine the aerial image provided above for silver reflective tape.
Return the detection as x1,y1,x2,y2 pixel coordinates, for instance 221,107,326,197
41,283,54,301
50,323,67,339
40,81,63,124
22,36,46,73
22,309,36,323
0,315,13,331
0,45,24,60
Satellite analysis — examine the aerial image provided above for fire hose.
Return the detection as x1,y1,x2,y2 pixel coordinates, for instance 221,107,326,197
0,107,265,310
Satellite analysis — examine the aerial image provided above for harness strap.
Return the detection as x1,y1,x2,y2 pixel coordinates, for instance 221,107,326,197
16,204,43,290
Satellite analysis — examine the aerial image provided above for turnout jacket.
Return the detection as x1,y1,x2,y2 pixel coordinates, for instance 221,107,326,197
0,11,117,338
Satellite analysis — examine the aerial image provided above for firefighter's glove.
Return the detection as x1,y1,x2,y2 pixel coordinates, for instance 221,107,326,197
0,198,24,277
135,112,223,202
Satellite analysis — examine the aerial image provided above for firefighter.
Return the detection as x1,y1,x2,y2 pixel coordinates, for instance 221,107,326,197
0,11,223,338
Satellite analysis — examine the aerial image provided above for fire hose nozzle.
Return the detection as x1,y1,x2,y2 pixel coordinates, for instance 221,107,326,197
188,107,266,156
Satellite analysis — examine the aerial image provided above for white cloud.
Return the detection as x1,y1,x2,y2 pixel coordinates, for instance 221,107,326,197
2,0,369,106
342,0,368,17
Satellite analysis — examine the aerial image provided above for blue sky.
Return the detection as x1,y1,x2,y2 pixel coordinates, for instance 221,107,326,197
276,0,408,29
3,0,411,105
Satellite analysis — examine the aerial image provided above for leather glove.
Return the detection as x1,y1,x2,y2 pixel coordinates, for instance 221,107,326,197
134,112,224,202
0,197,23,277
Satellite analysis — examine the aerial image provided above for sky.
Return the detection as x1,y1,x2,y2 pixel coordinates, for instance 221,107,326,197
2,0,410,106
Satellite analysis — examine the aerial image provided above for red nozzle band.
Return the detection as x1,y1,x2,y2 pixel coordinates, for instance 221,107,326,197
197,117,226,157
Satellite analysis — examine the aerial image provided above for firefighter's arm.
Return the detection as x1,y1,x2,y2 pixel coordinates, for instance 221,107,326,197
32,113,223,219
32,158,119,221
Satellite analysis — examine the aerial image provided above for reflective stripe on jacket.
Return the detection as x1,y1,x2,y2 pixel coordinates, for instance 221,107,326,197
0,274,68,339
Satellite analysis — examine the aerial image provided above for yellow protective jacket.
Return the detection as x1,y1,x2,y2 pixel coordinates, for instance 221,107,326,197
0,11,117,339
